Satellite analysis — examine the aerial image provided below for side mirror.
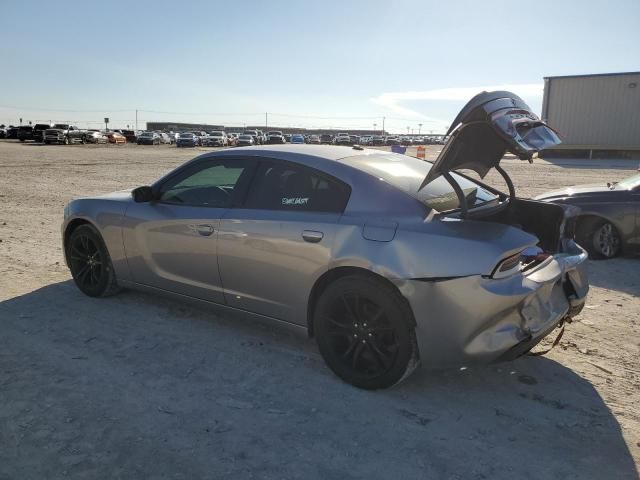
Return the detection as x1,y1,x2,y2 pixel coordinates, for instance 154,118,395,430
132,186,155,203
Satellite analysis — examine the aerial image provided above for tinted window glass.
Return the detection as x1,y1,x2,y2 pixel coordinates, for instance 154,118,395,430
245,163,350,213
341,153,497,211
159,160,254,207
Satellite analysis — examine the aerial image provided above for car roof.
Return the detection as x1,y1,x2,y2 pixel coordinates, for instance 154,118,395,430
209,144,381,160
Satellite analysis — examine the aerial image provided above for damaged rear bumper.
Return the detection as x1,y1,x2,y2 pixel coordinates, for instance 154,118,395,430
394,240,588,368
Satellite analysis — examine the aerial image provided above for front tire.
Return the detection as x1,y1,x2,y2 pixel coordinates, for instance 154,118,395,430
577,217,621,259
313,275,418,389
66,224,120,297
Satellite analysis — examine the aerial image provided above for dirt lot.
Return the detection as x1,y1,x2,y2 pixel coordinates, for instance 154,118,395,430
1,140,639,479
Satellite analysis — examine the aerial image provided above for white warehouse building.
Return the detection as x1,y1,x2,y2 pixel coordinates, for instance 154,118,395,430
541,71,640,156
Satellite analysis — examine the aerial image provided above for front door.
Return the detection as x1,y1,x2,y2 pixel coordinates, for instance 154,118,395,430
122,157,257,303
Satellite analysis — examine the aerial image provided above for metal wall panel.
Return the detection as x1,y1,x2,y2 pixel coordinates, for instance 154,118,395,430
542,73,640,148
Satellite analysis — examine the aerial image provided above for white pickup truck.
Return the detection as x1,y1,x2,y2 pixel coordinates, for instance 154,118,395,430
44,124,87,145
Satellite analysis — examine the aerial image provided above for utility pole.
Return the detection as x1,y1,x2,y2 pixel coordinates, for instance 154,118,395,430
382,116,385,135
407,126,410,134
135,109,138,132
265,112,268,130
373,123,377,135
418,123,422,134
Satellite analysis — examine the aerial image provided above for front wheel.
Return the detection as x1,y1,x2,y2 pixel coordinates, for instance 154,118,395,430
66,224,120,297
577,218,622,259
313,275,418,389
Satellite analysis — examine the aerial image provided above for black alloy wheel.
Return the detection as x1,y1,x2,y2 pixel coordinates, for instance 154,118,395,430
66,224,119,297
314,275,418,389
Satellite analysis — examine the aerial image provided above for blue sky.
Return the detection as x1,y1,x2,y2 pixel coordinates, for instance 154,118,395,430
1,0,638,132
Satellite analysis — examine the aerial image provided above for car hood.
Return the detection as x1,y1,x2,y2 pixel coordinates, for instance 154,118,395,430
420,91,562,189
535,183,613,200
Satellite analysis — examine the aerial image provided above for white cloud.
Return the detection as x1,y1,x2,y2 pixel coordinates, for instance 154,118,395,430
370,83,544,118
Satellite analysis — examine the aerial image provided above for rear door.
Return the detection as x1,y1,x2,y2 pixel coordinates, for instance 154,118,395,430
123,157,257,303
217,160,351,324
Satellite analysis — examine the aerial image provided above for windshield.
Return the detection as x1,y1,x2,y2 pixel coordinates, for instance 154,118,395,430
210,132,224,136
616,173,640,190
342,153,498,212
53,124,69,129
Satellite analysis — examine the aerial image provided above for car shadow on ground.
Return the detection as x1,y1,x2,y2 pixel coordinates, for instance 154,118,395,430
1,281,638,479
588,257,640,297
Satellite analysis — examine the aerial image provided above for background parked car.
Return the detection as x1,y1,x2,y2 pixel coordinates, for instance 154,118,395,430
31,123,52,143
334,133,351,145
308,134,321,144
267,131,286,144
176,132,198,148
236,134,255,147
204,131,228,147
226,133,238,146
6,126,19,139
320,134,333,144
137,132,161,145
104,131,126,144
17,126,34,142
290,134,305,144
44,124,86,144
243,130,262,145
158,132,173,144
536,172,640,259
83,130,108,144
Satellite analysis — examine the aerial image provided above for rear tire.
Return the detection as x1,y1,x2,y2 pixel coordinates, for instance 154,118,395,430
313,275,419,389
66,224,120,297
577,217,621,259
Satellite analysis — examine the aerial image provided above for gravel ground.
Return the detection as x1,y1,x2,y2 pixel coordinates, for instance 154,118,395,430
1,140,639,479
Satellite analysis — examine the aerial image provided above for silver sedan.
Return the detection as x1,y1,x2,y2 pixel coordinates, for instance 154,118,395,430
62,91,588,389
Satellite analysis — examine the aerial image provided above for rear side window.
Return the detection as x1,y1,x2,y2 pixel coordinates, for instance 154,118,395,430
245,162,350,213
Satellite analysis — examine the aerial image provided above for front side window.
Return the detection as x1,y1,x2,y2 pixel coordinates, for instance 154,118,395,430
159,159,255,207
245,162,350,213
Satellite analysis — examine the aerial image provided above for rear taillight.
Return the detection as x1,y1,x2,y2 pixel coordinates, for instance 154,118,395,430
521,246,552,272
492,252,523,279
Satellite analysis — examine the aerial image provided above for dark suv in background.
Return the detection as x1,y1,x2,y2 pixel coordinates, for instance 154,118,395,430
32,124,52,142
17,126,34,141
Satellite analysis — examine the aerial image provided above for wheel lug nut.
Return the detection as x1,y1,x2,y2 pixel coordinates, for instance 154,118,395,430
368,333,372,337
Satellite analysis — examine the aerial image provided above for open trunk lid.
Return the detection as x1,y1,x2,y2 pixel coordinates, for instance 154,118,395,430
420,91,562,190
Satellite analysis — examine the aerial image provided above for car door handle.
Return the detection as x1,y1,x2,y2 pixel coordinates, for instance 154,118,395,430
191,224,215,236
302,230,324,243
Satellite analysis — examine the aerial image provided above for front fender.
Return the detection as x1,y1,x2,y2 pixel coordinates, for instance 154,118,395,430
62,197,131,281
